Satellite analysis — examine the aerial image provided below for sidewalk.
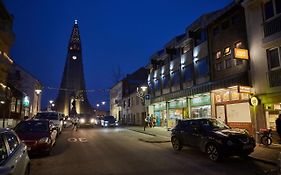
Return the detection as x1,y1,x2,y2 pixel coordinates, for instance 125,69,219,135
126,126,281,166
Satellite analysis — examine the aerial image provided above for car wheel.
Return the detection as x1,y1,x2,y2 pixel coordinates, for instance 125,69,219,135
206,143,221,161
24,163,30,175
171,137,182,151
261,136,272,146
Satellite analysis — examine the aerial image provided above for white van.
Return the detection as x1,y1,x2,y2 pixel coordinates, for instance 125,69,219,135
35,111,64,134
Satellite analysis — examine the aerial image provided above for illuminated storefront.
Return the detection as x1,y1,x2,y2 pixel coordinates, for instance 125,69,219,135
167,98,188,128
190,94,211,118
212,86,252,133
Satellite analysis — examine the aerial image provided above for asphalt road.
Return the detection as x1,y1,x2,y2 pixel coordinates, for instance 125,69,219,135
30,126,276,175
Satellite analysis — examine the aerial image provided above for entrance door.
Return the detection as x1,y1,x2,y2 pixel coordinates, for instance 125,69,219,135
216,105,226,123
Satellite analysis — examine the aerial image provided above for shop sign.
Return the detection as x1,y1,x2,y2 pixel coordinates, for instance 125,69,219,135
169,99,186,109
249,96,259,106
234,48,249,60
154,103,166,111
191,96,210,107
238,86,252,94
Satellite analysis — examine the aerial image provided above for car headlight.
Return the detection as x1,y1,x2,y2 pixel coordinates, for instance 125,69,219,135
39,137,50,144
90,119,95,123
80,118,85,124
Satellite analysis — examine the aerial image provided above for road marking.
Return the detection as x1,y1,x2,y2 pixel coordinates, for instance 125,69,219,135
78,138,87,142
67,138,87,143
67,138,78,142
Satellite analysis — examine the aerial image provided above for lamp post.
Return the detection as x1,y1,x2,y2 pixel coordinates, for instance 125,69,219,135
35,89,42,113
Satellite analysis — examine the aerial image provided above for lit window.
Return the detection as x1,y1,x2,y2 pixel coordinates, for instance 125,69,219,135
224,47,231,56
235,42,242,49
216,51,222,59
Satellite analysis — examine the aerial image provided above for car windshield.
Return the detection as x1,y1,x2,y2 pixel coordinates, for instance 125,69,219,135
36,113,59,120
15,121,49,132
208,119,230,130
103,116,115,120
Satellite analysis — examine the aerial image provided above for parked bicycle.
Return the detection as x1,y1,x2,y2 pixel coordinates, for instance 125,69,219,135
257,128,272,146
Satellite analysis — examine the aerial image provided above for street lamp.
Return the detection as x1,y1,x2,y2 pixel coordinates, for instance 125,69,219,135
35,89,42,113
96,104,100,107
101,101,106,105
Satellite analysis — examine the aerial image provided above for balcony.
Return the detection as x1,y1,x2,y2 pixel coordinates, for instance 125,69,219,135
268,68,281,87
263,15,281,37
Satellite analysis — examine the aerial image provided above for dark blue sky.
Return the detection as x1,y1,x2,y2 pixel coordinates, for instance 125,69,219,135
3,0,232,110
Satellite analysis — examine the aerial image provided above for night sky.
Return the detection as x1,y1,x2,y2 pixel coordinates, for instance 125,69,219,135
3,0,232,110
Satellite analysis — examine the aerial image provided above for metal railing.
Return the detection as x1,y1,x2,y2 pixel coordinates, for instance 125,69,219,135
264,15,281,37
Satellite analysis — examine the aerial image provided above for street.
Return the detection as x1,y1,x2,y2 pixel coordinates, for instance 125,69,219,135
30,126,276,175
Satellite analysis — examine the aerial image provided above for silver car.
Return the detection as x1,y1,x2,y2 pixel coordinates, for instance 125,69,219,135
0,128,30,175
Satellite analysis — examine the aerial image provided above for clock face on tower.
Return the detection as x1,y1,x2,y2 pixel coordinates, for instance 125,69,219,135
72,55,77,60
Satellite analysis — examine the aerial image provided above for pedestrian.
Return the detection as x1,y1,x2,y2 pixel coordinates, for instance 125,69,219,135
276,114,281,142
73,115,79,131
144,115,149,131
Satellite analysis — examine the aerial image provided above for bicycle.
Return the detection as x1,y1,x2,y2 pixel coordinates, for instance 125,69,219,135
257,128,272,146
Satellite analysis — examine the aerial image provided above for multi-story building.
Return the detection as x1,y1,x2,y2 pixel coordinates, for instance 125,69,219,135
110,81,123,121
243,0,281,136
0,1,42,127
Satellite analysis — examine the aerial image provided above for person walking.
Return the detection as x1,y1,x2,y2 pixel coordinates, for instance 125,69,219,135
276,114,281,142
144,115,149,131
73,116,79,131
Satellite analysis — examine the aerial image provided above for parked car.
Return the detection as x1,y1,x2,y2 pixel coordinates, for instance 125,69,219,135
14,119,57,155
101,116,118,127
35,111,64,134
171,118,255,161
0,128,30,175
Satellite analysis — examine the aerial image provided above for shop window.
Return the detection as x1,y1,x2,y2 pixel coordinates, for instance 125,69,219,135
10,97,16,112
267,48,281,70
216,51,222,59
225,59,232,68
183,65,193,81
196,58,209,77
222,92,230,102
231,91,240,101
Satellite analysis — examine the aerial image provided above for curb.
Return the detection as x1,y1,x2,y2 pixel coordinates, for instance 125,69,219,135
127,128,157,136
138,138,171,143
248,156,277,166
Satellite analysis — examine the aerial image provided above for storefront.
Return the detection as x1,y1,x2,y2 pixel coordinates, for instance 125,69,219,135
190,94,211,118
153,102,167,127
212,86,252,133
264,103,281,131
167,98,188,128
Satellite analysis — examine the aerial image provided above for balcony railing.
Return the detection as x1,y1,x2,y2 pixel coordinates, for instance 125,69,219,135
263,15,281,37
268,68,281,87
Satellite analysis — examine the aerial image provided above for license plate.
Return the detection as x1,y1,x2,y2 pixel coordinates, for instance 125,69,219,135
243,145,253,150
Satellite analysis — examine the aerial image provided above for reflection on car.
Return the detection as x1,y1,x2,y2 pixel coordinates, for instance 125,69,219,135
0,128,30,175
35,111,64,134
171,118,255,161
14,119,57,156
101,116,118,127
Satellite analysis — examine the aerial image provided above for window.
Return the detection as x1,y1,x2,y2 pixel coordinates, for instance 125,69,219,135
155,79,161,90
136,96,139,105
162,75,170,88
267,48,280,69
216,62,224,71
264,0,281,20
171,71,180,86
225,59,232,68
10,97,16,112
5,132,19,155
182,44,191,54
123,100,126,108
183,65,193,81
216,51,222,59
0,135,7,164
221,20,229,30
224,47,231,56
127,98,130,107
196,58,209,77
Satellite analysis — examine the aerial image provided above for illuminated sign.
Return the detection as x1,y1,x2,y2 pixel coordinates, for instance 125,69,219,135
250,96,259,106
238,86,252,94
23,96,30,107
234,48,249,60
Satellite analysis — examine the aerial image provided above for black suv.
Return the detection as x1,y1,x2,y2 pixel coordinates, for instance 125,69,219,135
171,118,255,161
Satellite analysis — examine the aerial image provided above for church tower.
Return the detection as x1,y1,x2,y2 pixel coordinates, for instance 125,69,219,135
55,20,92,116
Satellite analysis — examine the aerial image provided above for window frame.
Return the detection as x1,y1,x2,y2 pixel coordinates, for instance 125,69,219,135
263,0,281,21
267,47,281,70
